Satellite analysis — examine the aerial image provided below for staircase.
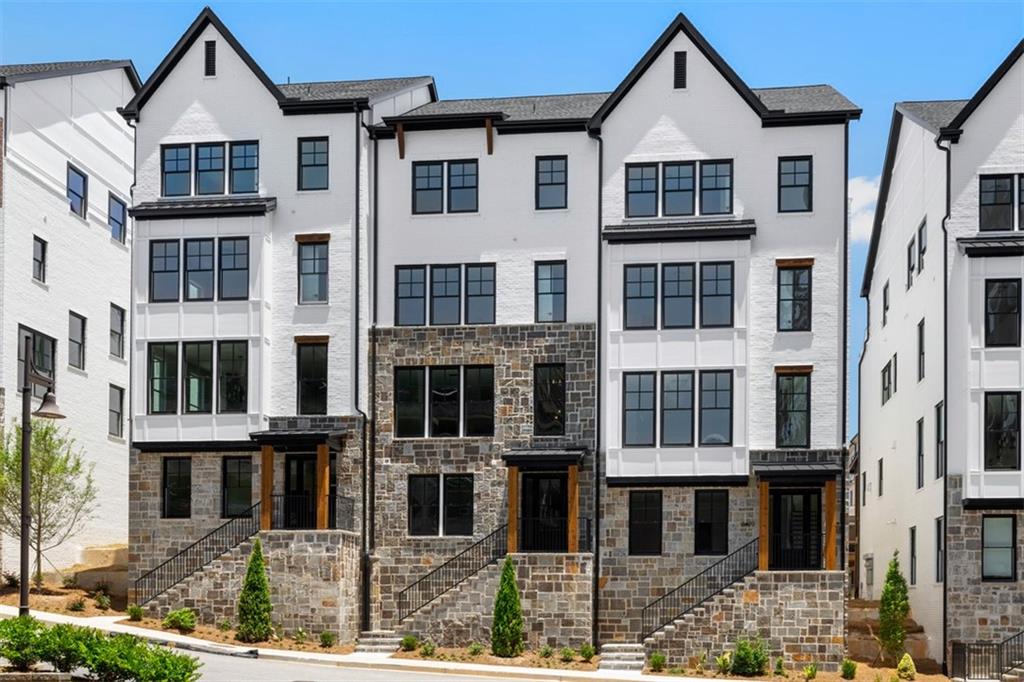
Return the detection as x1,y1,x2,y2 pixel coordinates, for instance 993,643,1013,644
953,630,1024,681
356,630,403,653
399,561,504,646
598,643,647,672
147,539,255,619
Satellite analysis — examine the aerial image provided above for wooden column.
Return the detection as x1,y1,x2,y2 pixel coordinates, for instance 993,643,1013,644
758,481,770,571
507,466,519,553
396,122,405,159
567,464,580,553
315,443,330,530
824,479,838,570
485,118,494,155
260,445,274,531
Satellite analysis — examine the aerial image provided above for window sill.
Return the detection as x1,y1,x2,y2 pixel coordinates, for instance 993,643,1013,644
108,435,127,445
410,211,479,219
109,354,128,365
297,301,330,307
30,278,49,291
110,236,129,250
778,210,815,217
621,213,737,222
67,365,88,378
296,188,330,195
534,207,570,214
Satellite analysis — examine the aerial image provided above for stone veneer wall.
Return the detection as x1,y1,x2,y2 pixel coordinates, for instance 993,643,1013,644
946,474,1024,653
370,324,596,629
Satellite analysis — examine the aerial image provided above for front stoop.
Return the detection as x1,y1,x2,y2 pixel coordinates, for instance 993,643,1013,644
356,630,403,653
598,643,646,672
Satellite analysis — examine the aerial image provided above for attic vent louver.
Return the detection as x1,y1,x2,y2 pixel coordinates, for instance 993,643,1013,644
204,40,216,77
673,51,686,89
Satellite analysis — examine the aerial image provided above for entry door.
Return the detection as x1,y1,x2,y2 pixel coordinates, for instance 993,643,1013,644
283,453,337,529
769,488,822,569
520,473,568,552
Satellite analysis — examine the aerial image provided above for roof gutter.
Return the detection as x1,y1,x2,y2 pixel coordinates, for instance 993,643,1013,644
934,133,951,674
588,125,603,646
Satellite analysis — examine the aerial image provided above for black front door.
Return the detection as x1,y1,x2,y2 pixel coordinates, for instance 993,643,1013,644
520,472,568,552
282,453,337,529
769,488,822,569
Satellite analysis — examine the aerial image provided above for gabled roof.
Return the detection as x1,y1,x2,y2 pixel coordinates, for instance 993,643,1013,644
393,92,610,122
587,13,860,132
0,60,141,90
939,38,1024,141
897,100,968,134
277,77,435,103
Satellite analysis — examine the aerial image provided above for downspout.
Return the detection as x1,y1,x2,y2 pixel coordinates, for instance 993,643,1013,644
125,113,138,467
589,128,603,646
840,121,849,593
353,110,371,632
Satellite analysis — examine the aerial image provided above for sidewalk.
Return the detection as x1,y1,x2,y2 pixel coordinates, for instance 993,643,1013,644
0,605,650,681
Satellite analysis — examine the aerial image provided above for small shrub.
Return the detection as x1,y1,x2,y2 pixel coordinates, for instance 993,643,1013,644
580,642,595,662
491,556,524,657
468,641,484,656
2,571,19,588
0,615,44,671
38,624,101,673
841,658,858,680
539,643,554,658
732,635,769,676
93,580,112,596
67,596,86,612
775,656,786,676
217,619,233,632
85,632,148,681
136,645,203,682
127,603,144,622
879,552,910,662
236,538,273,643
890,676,900,682
319,631,336,648
716,651,733,674
419,640,436,657
162,607,197,633
803,662,818,680
94,593,112,611
400,634,419,651
897,653,916,680
560,646,575,663
292,627,308,644
696,650,708,674
61,574,78,588
650,651,667,673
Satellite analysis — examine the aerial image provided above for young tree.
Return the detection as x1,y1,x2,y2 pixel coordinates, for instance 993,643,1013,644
0,421,97,586
879,550,910,662
236,538,273,642
490,556,524,657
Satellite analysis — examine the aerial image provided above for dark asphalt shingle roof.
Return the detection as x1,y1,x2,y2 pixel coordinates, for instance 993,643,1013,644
276,76,432,102
897,100,970,132
749,84,860,114
0,60,123,77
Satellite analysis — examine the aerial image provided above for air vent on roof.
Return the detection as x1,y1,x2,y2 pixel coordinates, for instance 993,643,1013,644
673,51,686,89
204,41,216,77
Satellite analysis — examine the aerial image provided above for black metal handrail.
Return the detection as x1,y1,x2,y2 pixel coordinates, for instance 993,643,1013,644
640,537,758,640
269,493,357,530
397,523,508,621
769,531,822,570
134,501,260,606
952,629,1024,680
516,516,593,553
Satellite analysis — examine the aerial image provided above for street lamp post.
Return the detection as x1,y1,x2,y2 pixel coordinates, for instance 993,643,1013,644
19,336,65,617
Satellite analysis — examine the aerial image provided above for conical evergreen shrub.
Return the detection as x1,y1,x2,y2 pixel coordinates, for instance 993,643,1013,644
490,556,524,657
235,538,273,642
879,550,909,662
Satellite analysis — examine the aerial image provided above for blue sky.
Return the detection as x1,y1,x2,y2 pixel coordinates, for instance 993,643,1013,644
2,1,1022,437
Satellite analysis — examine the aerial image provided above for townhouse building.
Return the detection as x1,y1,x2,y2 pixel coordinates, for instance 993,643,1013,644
0,60,138,570
859,39,1024,672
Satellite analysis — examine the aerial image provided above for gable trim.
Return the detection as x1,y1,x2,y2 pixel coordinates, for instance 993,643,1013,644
860,107,904,298
939,39,1024,141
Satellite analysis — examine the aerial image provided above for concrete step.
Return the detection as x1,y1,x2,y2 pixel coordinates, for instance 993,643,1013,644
600,643,646,652
600,661,646,670
598,643,646,671
355,630,403,653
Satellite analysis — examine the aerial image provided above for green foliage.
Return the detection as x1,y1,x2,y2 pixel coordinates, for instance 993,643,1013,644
400,634,419,651
0,615,44,671
292,627,308,644
696,650,708,674
732,635,769,676
135,645,203,682
2,571,18,588
93,580,112,596
650,651,667,673
490,557,524,657
61,574,78,588
539,643,553,658
559,646,575,663
716,651,733,674
775,657,786,676
235,538,273,643
94,593,112,611
319,631,336,648
126,603,144,622
841,658,858,679
897,653,916,680
67,596,86,612
468,641,484,656
580,642,595,662
84,632,147,682
162,608,197,633
879,551,910,662
38,623,92,673
419,640,436,657
217,619,233,632
803,662,818,680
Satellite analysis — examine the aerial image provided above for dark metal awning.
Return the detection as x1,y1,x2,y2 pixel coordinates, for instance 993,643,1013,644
958,234,1024,257
602,218,756,243
249,429,345,450
130,196,277,220
752,462,842,481
501,447,588,468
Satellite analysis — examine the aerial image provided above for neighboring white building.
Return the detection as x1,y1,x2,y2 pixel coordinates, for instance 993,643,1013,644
859,38,1024,667
0,60,139,570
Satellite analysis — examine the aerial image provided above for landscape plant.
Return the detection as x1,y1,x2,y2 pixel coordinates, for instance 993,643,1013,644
0,615,44,671
803,662,818,680
419,640,436,657
731,635,769,676
896,653,917,680
650,651,667,673
126,603,144,621
559,646,575,663
319,631,336,648
841,658,858,680
580,642,595,662
235,538,273,643
94,593,112,611
539,643,553,658
467,641,484,656
217,619,233,632
67,596,85,612
716,651,732,674
490,556,524,657
291,627,308,644
879,551,910,662
162,607,197,633
400,634,419,651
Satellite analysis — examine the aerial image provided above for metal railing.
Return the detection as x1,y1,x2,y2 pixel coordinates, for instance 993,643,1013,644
769,531,822,570
269,493,356,531
134,501,260,606
517,516,593,553
397,523,507,621
952,630,1024,680
640,537,759,641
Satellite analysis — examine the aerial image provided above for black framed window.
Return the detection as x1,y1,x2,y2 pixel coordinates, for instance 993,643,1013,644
32,236,46,282
182,342,213,414
626,164,657,217
624,264,657,329
68,312,86,370
673,51,687,88
396,266,426,326
412,162,443,214
443,474,474,536
779,156,812,212
909,526,917,585
700,262,734,328
204,40,216,76
699,370,732,445
217,341,248,414
18,327,55,399
408,475,440,536
463,366,494,437
534,364,566,436
662,263,695,328
663,162,695,216
776,373,810,448
430,265,460,325
298,242,328,303
195,143,225,195
297,342,327,415
536,156,567,210
984,392,1020,471
535,261,566,323
935,516,944,582
982,516,1016,581
161,145,191,197
661,371,694,446
429,366,460,437
149,240,180,302
218,237,249,301
878,458,884,496
628,490,662,556
108,194,127,243
447,160,478,213
882,281,890,326
916,417,925,489
108,385,123,437
700,160,732,215
935,402,945,478
907,237,916,289
161,457,191,519
980,175,1013,231
395,367,426,438
184,239,215,301
918,220,927,272
229,142,259,194
918,319,926,380
881,361,892,404
298,137,328,190
109,304,124,358
67,164,87,217
622,372,655,447
861,472,866,506
778,266,811,331
222,457,252,518
985,279,1020,347
465,264,495,324
695,490,728,555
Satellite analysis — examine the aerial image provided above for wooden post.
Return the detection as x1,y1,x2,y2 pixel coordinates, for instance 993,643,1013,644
396,122,405,159
485,118,494,155
260,446,274,531
758,481,769,571
567,464,580,553
315,443,330,530
824,479,838,570
507,466,519,553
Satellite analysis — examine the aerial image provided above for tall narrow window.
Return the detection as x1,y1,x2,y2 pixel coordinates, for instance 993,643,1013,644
229,142,259,194
629,490,662,555
909,526,917,585
695,490,728,555
918,319,926,380
203,40,216,76
182,342,213,414
222,457,252,518
935,402,945,478
622,372,655,447
218,237,249,300
673,51,687,88
882,281,890,326
663,162,695,216
465,264,495,324
67,164,87,217
907,237,916,288
700,161,732,215
776,372,810,448
662,263,695,328
534,363,566,436
68,312,86,370
32,237,46,283
430,265,461,325
700,370,732,445
297,137,328,191
108,194,127,243
624,264,657,329
297,341,328,415
161,145,191,197
700,262,734,328
298,242,328,303
443,474,474,536
463,366,494,437
535,261,566,323
881,361,892,404
536,156,567,210
162,457,191,519
149,240,180,303
148,342,178,414
429,366,460,437
184,239,215,301
217,341,248,413
661,371,694,446
108,385,124,437
109,304,124,358
408,475,439,536
985,279,1021,347
778,265,811,331
778,157,812,212
395,367,426,438
935,516,944,582
980,175,1013,231
878,458,884,496
918,220,927,272
447,160,478,213
626,164,657,217
395,266,426,325
195,143,225,195
18,327,55,399
982,516,1016,581
916,418,925,489
412,162,443,214
893,353,898,393
985,392,1020,470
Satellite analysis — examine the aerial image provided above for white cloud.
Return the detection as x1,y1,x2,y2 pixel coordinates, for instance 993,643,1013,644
848,175,881,244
